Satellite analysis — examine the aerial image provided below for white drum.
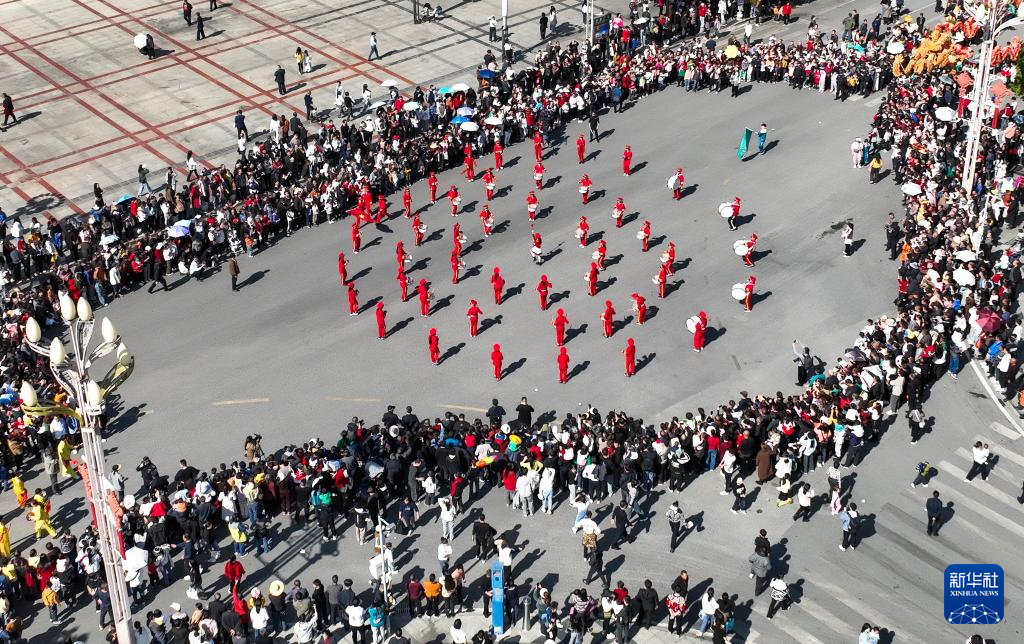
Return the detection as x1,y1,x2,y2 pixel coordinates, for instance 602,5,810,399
731,284,747,300
686,315,700,333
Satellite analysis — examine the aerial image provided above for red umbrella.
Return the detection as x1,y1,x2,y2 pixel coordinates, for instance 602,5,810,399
977,309,1002,333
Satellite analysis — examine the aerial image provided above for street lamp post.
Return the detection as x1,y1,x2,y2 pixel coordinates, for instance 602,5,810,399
961,1,1024,192
22,295,135,644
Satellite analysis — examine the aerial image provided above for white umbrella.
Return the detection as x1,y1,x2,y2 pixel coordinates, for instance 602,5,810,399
954,250,977,261
901,183,922,196
934,106,955,122
636,17,650,24
451,82,470,93
381,79,399,88
484,116,502,126
134,33,147,49
171,219,192,229
99,234,120,246
885,41,904,55
456,106,476,116
926,268,940,284
125,546,149,570
953,268,975,286
460,121,479,132
369,100,387,109
402,101,420,112
167,225,190,238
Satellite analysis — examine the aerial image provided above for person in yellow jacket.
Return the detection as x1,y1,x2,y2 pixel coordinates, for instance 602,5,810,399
28,496,56,538
41,579,61,623
0,519,10,558
56,437,75,478
11,476,26,508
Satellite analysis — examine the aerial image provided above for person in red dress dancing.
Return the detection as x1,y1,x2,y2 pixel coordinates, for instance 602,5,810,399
412,214,426,246
576,133,586,163
579,174,592,204
576,215,590,247
491,267,505,304
631,293,646,325
693,311,707,352
622,145,633,176
375,301,387,339
447,185,461,217
639,220,651,252
491,343,503,380
428,171,438,203
526,190,539,221
743,275,756,312
534,161,545,189
493,140,504,170
338,251,348,284
483,168,496,201
586,262,599,296
466,299,482,336
601,300,616,337
417,279,431,316
479,204,494,237
612,197,625,228
402,186,412,217
552,308,569,346
671,167,685,200
347,282,359,316
463,143,476,182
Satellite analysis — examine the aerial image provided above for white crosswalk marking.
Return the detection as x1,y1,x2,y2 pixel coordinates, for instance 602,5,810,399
765,611,827,644
988,421,1021,441
791,595,857,635
930,470,1024,539
813,579,909,633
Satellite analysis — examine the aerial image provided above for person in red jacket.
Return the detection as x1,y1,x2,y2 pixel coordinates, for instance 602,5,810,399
552,308,569,346
663,241,676,276
466,299,482,336
447,185,461,217
594,239,607,271
743,275,756,312
601,300,616,337
483,168,496,200
347,282,359,316
586,262,599,296
526,190,539,221
631,292,647,325
351,219,362,253
428,171,438,203
491,343,503,380
639,220,651,252
612,197,625,228
397,267,410,301
537,275,552,310
728,197,741,231
402,186,412,217
579,174,592,204
395,241,409,270
576,133,586,163
656,264,668,299
493,140,504,170
451,248,463,284
672,167,685,200
337,251,348,285
224,555,245,591
479,204,494,237
491,267,505,304
577,215,590,247
375,301,387,339
376,194,388,223
428,328,440,365
693,311,707,352
417,279,431,316
452,222,465,256
533,130,543,161
622,145,633,176
743,233,758,267
534,160,545,189
412,214,426,246
623,338,636,377
557,346,570,383
463,143,476,181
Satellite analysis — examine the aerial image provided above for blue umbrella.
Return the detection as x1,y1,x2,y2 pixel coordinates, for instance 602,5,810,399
479,69,497,79
437,86,453,94
450,116,470,124
167,225,190,238
115,194,134,205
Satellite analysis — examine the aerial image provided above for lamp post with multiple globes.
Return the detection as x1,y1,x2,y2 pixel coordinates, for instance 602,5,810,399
21,294,135,644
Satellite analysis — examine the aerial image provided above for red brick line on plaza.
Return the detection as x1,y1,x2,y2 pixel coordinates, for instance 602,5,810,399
14,24,281,108
39,71,361,180
0,0,170,51
229,0,416,88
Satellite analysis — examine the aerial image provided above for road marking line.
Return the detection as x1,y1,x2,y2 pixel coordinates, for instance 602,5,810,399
956,448,1018,485
211,398,270,406
989,421,1021,441
813,579,910,631
969,361,1024,437
325,396,383,403
931,468,1024,539
784,595,850,637
970,436,1024,470
438,404,489,413
764,609,826,644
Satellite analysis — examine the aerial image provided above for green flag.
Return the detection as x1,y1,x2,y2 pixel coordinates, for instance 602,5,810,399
737,128,753,159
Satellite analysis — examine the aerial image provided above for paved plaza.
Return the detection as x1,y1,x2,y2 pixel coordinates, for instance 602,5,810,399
1,0,1022,643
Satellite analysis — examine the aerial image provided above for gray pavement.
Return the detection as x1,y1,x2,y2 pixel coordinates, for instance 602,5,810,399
2,1,1022,643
